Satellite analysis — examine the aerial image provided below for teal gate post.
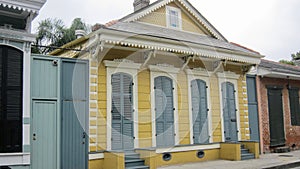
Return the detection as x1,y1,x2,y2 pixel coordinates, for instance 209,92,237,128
31,55,88,169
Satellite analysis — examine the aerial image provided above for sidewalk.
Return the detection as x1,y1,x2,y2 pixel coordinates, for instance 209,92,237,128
158,150,300,169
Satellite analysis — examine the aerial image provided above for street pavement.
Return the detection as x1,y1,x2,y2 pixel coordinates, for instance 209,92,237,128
158,150,300,169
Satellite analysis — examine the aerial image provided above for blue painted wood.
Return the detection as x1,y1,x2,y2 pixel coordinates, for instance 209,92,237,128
32,101,57,169
155,76,175,147
31,57,58,99
222,82,238,142
61,59,88,169
31,56,88,169
246,76,260,142
111,73,134,150
191,79,209,144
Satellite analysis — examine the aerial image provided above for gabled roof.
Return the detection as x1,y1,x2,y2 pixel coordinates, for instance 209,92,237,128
119,0,227,41
108,21,258,56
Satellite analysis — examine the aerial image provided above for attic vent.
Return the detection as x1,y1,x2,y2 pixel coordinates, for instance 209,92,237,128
133,0,150,12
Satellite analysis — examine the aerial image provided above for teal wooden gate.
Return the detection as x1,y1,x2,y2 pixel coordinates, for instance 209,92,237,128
191,79,209,144
61,60,89,169
111,73,134,150
222,82,238,142
31,55,88,169
155,76,175,147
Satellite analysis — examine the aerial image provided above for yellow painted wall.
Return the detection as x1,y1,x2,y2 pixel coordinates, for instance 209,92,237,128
138,149,220,168
220,143,241,161
138,70,152,148
177,71,190,144
138,2,206,35
89,159,104,169
139,6,167,27
210,75,222,142
97,63,107,150
90,60,99,152
237,76,250,140
104,152,125,169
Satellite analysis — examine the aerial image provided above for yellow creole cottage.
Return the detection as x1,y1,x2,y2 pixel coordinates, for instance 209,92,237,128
51,0,263,168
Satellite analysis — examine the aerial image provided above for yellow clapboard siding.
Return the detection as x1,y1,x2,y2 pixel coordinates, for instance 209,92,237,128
138,101,151,109
139,124,152,132
138,138,152,148
97,101,107,109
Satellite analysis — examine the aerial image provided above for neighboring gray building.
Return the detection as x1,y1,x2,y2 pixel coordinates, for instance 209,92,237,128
0,0,46,168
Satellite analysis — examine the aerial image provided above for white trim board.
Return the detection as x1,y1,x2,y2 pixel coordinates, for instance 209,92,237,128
104,60,141,150
89,153,104,160
0,153,30,166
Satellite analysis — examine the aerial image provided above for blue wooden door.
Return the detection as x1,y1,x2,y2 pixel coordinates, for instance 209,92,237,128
31,57,59,169
191,79,209,144
246,76,260,142
61,59,88,169
155,76,175,147
111,73,134,150
222,82,238,142
32,101,57,169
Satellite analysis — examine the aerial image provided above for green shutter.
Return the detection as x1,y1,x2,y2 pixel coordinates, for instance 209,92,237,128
0,46,23,153
155,76,175,147
267,87,285,146
289,88,300,126
191,79,209,144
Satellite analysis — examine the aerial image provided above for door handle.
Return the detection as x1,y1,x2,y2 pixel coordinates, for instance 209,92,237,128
33,133,36,140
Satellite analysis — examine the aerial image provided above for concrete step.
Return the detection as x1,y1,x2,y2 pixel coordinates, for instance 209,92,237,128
241,148,250,154
125,152,140,160
241,153,255,160
126,165,149,169
125,159,146,167
273,146,290,153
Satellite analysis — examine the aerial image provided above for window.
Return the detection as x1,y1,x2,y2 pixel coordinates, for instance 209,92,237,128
166,6,182,29
104,60,140,150
289,88,300,126
0,45,23,153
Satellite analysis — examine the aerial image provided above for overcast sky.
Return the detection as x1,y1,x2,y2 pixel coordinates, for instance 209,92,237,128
32,0,300,61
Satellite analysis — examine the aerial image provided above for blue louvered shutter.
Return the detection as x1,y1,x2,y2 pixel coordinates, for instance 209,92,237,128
222,82,238,142
155,76,175,147
227,83,238,141
111,73,134,150
222,82,231,141
122,74,134,150
112,73,123,150
191,80,209,144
